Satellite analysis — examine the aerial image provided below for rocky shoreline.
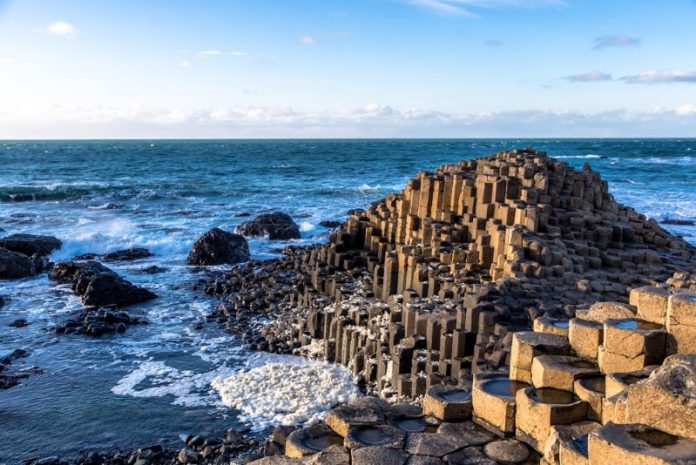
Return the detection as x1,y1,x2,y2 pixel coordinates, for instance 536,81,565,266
3,148,696,464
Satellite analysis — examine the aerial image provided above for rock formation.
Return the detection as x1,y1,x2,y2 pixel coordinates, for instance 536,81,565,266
206,148,696,397
187,228,250,265
0,233,62,256
49,260,156,308
237,212,301,240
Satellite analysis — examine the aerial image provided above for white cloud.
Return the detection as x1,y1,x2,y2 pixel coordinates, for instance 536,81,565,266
198,50,222,58
621,70,696,84
564,71,612,82
300,35,316,46
593,35,640,50
404,0,566,17
676,103,696,116
229,51,248,56
179,61,191,69
46,21,76,37
2,102,695,138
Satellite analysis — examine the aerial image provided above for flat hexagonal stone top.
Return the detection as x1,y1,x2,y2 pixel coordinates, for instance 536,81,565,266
344,425,405,450
351,446,409,465
327,404,385,437
483,439,530,464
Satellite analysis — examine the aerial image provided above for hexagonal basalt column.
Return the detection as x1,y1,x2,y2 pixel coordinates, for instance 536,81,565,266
588,423,696,465
422,384,472,421
568,318,602,360
599,319,666,374
629,286,669,325
510,332,570,384
573,377,605,422
472,373,530,437
604,370,652,398
327,403,385,437
559,434,590,465
533,317,570,338
514,387,588,452
531,355,600,391
666,292,696,354
285,424,343,458
344,425,405,450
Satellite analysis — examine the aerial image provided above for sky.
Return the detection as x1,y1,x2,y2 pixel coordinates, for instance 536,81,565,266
0,0,695,138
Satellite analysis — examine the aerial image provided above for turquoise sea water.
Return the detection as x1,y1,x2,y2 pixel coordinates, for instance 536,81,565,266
1,139,695,462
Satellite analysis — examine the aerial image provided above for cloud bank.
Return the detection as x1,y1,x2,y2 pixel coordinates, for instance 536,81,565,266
1,102,695,139
565,71,612,82
593,35,640,50
621,70,696,84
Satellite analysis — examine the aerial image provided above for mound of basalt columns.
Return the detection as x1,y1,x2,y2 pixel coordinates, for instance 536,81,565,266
203,149,696,400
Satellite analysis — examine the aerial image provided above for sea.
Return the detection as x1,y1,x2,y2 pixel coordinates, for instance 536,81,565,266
1,139,695,463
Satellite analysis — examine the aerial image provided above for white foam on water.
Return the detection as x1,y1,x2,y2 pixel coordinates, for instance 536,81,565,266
555,154,602,159
50,216,191,261
299,221,315,232
211,360,361,430
111,359,236,407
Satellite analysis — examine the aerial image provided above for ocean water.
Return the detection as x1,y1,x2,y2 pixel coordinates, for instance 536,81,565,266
1,139,695,462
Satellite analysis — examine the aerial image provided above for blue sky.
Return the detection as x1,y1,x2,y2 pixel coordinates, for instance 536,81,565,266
0,0,695,138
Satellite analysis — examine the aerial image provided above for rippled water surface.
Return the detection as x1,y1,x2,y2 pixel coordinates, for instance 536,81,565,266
1,139,695,462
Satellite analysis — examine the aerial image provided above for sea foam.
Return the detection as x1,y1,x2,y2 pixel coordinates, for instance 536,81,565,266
212,361,360,429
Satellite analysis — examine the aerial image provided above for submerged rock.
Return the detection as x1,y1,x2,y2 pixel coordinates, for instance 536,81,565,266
0,233,62,256
187,228,250,265
102,248,152,262
49,260,156,308
237,212,301,240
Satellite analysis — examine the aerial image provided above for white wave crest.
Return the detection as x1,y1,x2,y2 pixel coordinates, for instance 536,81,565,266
299,221,315,232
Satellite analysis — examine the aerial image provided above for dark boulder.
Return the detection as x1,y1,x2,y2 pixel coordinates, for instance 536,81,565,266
0,247,37,279
319,220,342,229
49,260,156,308
8,318,28,328
187,228,250,266
0,233,62,256
102,248,152,262
139,265,168,274
237,212,301,240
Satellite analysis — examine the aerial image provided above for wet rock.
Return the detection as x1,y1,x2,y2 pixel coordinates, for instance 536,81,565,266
1,348,29,364
187,228,250,266
0,247,37,279
177,447,201,464
55,307,145,337
237,213,300,240
139,265,167,274
319,220,342,229
0,233,62,256
102,248,152,262
661,218,695,226
49,260,156,308
8,318,29,328
235,212,252,217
